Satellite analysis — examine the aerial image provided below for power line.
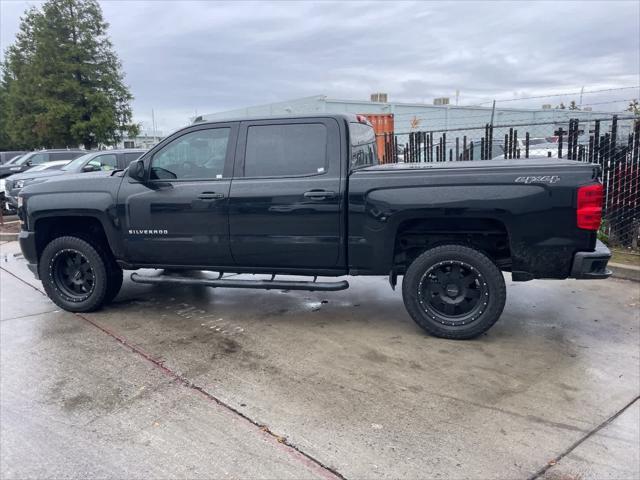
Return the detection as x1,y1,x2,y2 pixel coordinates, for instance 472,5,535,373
575,98,637,107
384,115,637,137
466,86,640,107
394,111,636,133
387,97,636,120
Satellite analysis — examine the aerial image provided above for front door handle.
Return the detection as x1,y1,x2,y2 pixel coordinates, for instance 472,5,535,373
304,190,336,199
198,192,225,200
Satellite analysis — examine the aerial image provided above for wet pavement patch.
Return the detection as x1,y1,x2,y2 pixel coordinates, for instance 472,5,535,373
1,240,638,479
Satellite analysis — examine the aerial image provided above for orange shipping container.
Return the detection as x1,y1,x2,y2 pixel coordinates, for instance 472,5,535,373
360,113,394,163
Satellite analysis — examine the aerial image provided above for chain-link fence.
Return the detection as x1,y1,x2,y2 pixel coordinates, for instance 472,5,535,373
377,115,640,250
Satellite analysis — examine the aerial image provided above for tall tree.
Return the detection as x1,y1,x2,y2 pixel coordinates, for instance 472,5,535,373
0,72,10,150
1,0,138,149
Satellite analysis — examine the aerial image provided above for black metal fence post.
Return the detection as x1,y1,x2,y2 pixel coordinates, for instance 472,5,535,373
555,127,565,158
567,119,575,160
442,133,447,163
376,114,637,248
488,124,494,159
463,136,467,160
429,132,434,162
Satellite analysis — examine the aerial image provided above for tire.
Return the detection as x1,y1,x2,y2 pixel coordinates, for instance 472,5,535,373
104,262,123,303
73,233,122,304
402,244,506,340
39,236,111,312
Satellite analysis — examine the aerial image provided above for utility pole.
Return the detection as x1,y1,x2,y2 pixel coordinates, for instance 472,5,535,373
579,86,584,108
490,100,496,127
151,109,158,144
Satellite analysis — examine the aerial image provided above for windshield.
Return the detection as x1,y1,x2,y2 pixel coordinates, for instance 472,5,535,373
15,152,36,165
62,153,94,171
5,155,24,165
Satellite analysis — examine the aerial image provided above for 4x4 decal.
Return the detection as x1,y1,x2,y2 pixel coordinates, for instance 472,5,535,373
515,175,560,184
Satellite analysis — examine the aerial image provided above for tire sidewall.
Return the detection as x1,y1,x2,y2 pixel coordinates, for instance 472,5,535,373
402,245,506,339
39,236,109,312
104,265,123,303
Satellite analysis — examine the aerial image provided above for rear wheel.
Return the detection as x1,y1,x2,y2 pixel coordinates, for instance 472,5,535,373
402,244,506,339
39,236,112,312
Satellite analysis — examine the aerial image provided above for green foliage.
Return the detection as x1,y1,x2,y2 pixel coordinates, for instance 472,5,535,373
0,0,139,149
0,73,11,150
598,221,609,246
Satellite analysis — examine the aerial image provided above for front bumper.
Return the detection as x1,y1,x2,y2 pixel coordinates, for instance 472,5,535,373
18,230,39,279
570,240,612,279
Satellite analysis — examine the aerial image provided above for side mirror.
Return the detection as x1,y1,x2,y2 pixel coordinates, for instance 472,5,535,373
26,160,32,166
82,164,100,172
128,159,146,181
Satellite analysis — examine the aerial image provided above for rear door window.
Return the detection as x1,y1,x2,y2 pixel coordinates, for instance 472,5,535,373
29,153,48,165
50,152,80,161
243,123,327,178
123,152,143,166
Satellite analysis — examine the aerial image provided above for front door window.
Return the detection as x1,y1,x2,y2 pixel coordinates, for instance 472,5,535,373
150,128,230,180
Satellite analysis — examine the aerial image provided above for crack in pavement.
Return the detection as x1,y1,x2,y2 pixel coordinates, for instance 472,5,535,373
73,312,346,480
527,396,640,480
0,309,61,322
1,265,45,294
1,265,345,480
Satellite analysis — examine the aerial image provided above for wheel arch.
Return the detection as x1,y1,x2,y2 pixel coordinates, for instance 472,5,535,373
391,215,512,273
33,213,118,263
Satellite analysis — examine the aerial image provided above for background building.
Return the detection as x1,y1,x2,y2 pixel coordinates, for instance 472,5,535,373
118,129,164,150
198,94,627,139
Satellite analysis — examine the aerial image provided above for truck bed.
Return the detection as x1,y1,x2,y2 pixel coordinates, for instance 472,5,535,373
348,158,599,278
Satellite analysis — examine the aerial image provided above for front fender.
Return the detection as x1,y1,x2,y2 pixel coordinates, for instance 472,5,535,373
26,192,125,259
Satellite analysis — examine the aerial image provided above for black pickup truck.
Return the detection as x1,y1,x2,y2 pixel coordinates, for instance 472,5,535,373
17,114,611,339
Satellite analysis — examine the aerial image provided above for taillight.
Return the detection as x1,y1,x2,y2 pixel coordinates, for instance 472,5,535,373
577,184,603,230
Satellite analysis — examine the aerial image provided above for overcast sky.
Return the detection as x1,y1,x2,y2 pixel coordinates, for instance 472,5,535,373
1,0,639,134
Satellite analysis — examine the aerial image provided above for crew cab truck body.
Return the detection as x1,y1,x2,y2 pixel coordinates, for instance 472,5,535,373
18,114,611,339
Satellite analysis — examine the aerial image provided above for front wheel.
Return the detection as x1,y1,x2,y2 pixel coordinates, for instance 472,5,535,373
402,245,506,340
39,236,111,312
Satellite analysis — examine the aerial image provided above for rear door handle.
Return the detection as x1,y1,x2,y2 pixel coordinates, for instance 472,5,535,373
304,190,336,199
198,192,225,200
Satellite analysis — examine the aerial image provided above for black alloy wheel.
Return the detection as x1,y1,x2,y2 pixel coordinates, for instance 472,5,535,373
417,260,488,327
51,249,96,301
402,244,506,339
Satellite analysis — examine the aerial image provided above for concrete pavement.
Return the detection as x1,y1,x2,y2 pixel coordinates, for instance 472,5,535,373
1,240,639,479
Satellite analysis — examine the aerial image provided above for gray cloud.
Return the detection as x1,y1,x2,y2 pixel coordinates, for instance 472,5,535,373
1,0,639,133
